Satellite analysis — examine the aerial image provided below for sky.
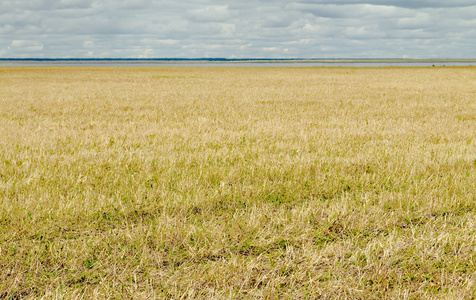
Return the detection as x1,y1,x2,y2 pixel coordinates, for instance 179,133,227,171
1,0,475,59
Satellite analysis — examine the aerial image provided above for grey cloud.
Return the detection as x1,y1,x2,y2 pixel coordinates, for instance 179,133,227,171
3,0,93,11
287,3,417,18
0,0,475,58
57,0,93,9
294,0,476,8
186,6,231,22
375,0,476,8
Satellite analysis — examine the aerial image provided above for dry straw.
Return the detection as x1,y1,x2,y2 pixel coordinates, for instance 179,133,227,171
1,66,476,298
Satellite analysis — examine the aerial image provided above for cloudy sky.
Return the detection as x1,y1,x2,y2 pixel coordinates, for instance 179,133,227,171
1,0,475,58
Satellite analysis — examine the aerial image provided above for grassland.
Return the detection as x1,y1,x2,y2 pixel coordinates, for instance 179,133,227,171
1,66,476,299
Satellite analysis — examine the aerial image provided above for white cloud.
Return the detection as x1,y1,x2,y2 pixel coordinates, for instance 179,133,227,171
240,43,252,50
11,40,43,49
83,41,94,48
396,13,432,29
26,45,44,51
221,24,235,35
204,45,223,49
11,40,29,47
138,48,154,58
156,39,179,45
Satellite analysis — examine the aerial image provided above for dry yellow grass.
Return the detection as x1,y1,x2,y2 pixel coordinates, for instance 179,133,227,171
1,66,476,299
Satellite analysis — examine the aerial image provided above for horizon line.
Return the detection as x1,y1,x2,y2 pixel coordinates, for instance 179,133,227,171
1,58,476,62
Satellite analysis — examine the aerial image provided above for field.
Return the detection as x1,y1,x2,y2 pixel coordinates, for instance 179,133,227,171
1,66,476,299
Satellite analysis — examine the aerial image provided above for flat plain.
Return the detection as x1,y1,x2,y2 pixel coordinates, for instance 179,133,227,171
1,66,476,299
